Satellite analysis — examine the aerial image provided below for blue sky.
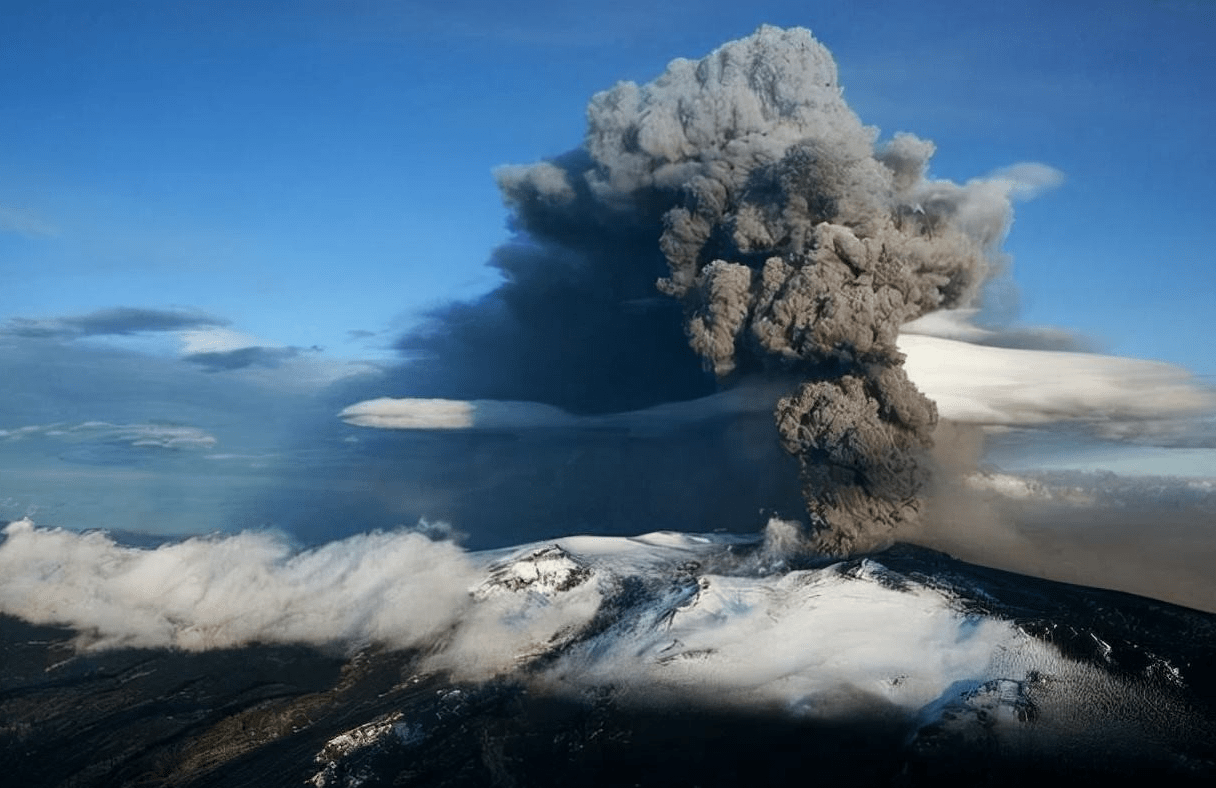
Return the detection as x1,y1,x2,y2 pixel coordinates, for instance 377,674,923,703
1,0,1212,370
2,0,1215,540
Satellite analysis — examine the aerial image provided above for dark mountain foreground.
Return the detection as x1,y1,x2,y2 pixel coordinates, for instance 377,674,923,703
3,541,1216,786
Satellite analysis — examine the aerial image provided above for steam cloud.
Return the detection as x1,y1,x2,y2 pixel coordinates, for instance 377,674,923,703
469,26,1042,553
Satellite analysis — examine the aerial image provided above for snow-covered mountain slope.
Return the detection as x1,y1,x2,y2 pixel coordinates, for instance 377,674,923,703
3,524,1215,786
311,525,1216,785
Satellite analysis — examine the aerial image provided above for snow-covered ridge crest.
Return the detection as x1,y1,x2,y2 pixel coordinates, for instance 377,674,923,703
469,533,1019,716
299,520,1215,778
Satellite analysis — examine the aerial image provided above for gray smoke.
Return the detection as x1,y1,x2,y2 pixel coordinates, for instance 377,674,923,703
375,26,1043,553
486,26,1024,554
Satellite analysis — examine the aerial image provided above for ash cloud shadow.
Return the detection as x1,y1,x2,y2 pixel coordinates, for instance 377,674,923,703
267,403,805,550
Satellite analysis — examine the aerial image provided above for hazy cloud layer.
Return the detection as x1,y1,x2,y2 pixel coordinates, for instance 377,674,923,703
0,329,345,534
909,464,1216,613
901,308,1094,351
0,421,218,451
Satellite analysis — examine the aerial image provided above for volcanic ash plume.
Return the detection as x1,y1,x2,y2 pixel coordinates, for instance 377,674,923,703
492,26,1031,553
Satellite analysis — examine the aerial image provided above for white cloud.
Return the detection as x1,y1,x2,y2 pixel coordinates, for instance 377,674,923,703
899,333,1213,427
0,421,217,450
337,389,787,433
339,398,476,429
179,327,262,354
901,308,994,343
0,520,475,651
984,162,1065,201
178,325,377,385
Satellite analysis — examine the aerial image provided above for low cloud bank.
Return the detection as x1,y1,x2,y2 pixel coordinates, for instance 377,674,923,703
0,519,474,651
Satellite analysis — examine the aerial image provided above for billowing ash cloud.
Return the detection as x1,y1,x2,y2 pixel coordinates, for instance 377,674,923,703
393,26,1052,554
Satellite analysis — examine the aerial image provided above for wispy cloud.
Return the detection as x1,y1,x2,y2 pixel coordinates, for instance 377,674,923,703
177,326,376,383
901,309,1093,351
0,202,57,238
985,162,1065,202
178,326,324,372
2,307,228,340
178,327,261,354
0,421,218,451
184,345,308,372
